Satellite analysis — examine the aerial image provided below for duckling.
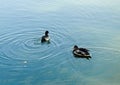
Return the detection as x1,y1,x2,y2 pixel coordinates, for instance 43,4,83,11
73,45,91,59
41,31,50,43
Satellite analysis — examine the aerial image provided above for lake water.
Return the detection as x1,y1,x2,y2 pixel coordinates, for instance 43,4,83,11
0,0,120,85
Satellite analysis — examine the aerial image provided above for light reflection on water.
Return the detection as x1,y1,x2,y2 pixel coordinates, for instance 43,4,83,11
0,0,120,85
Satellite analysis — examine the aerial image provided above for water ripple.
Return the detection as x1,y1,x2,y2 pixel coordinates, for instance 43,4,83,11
0,28,74,70
68,46,120,73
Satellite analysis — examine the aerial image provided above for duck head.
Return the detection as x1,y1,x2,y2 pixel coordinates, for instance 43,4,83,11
45,31,49,36
73,45,79,50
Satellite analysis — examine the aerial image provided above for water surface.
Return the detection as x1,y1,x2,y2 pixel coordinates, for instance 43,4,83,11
0,0,120,85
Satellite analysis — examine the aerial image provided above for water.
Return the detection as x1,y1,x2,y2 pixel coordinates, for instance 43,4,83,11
0,0,120,85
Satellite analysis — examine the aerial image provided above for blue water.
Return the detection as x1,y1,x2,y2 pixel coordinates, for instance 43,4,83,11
0,0,120,85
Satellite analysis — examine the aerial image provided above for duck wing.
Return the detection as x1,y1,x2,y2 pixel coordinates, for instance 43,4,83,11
41,36,46,42
79,48,90,55
79,48,89,52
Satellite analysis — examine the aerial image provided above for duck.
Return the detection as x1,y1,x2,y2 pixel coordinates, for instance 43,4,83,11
73,45,91,59
41,31,50,43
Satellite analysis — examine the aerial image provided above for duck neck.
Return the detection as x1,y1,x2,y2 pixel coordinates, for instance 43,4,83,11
45,33,48,37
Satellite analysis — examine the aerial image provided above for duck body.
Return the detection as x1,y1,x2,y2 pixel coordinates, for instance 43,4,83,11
41,35,50,43
73,45,91,59
41,31,50,43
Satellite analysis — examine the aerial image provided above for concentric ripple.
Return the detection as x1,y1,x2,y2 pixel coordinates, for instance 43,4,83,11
0,28,74,70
